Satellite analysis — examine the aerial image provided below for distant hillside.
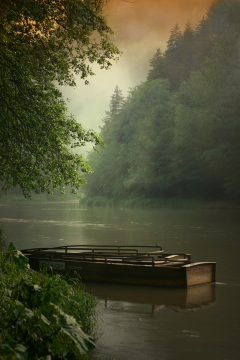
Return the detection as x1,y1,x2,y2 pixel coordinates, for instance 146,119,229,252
84,0,240,204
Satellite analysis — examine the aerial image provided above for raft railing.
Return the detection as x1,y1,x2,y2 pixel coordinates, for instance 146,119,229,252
22,245,192,267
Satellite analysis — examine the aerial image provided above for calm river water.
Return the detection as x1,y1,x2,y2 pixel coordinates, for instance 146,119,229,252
1,200,240,360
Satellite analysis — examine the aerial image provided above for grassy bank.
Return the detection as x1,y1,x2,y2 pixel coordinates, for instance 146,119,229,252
0,243,97,360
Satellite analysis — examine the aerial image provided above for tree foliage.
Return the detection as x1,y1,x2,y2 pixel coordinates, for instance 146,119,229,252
86,86,128,199
85,0,240,203
0,0,120,197
147,48,166,82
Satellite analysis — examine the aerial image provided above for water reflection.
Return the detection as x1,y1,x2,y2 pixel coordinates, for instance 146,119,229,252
85,282,216,312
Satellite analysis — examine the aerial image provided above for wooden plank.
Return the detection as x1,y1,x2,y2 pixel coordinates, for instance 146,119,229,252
165,254,179,259
185,263,216,286
157,261,188,267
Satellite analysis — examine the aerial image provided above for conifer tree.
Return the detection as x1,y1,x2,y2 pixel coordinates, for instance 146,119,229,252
165,24,183,89
147,48,166,82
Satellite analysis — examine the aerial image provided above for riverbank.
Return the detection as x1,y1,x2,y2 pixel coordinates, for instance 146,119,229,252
1,193,239,209
0,243,97,359
0,193,81,202
80,196,239,210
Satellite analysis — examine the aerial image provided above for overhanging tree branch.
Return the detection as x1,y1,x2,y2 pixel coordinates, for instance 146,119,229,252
0,0,120,197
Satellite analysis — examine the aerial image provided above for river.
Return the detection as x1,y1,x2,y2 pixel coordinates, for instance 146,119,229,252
0,200,240,360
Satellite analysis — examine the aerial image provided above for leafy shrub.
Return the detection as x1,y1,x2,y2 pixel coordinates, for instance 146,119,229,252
0,224,7,251
93,196,107,207
0,243,97,359
86,198,94,207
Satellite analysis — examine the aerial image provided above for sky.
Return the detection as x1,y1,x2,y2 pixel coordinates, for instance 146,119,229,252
61,0,214,138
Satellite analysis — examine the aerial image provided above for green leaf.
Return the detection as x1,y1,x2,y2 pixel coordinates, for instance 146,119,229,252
0,341,28,360
7,243,29,270
7,242,17,253
53,305,95,354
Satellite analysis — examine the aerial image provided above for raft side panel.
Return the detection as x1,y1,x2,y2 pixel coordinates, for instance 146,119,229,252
184,262,216,286
25,251,216,288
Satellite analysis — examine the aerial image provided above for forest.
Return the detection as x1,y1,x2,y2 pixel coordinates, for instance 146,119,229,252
84,0,240,205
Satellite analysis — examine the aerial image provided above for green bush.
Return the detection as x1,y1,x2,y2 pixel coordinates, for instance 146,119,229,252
0,224,7,251
93,196,108,207
86,198,94,207
0,243,97,359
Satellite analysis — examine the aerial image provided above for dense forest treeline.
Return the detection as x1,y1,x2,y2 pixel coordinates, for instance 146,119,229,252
84,0,240,205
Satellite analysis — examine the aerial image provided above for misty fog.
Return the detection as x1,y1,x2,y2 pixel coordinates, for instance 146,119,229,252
60,0,213,134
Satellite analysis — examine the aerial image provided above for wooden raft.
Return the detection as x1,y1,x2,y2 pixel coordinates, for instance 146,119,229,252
21,245,216,288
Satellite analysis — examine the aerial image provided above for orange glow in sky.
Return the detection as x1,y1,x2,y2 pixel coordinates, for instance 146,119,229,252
106,0,214,49
63,0,215,132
